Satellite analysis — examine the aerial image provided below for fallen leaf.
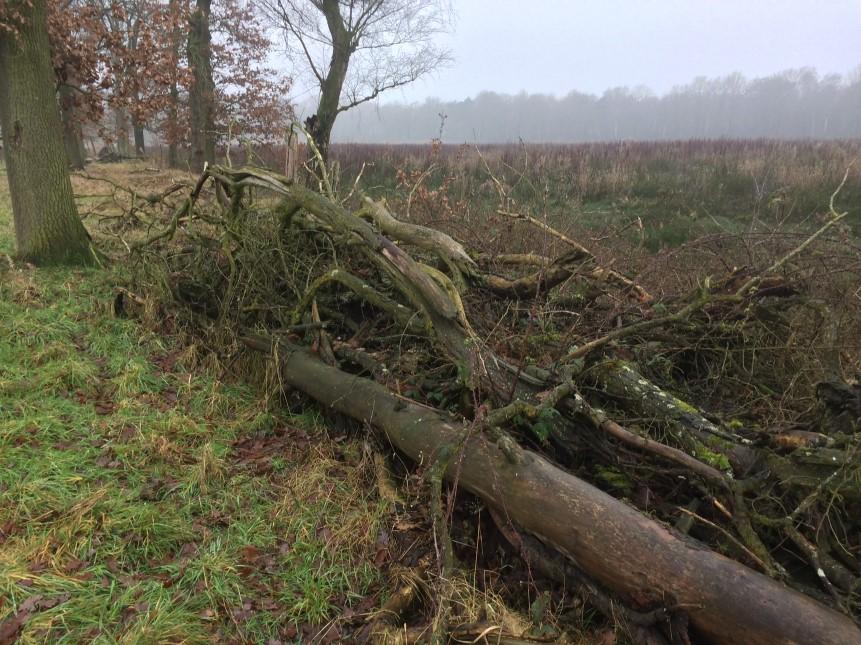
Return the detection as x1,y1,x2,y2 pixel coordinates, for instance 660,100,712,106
94,401,115,416
318,624,341,643
0,592,72,644
39,593,71,611
239,545,261,564
259,598,279,611
62,557,87,574
179,543,198,559
0,609,29,644
373,546,389,567
17,595,43,614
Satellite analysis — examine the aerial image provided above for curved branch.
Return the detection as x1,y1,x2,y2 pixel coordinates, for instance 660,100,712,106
292,267,424,334
496,208,652,302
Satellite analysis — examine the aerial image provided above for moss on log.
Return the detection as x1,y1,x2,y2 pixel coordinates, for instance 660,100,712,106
243,334,861,645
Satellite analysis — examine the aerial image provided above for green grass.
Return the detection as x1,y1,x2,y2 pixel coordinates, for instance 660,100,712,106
350,140,860,251
0,189,389,642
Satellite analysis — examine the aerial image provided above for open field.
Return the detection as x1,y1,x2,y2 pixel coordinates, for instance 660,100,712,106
327,139,861,248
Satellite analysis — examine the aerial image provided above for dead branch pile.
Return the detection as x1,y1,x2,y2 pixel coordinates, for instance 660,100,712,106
124,163,861,644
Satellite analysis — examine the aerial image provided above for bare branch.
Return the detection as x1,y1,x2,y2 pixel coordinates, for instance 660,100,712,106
261,0,453,156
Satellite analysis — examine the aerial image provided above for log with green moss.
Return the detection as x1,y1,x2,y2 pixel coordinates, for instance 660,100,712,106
242,334,861,645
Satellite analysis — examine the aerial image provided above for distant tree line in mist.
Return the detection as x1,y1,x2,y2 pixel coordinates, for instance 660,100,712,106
330,68,861,143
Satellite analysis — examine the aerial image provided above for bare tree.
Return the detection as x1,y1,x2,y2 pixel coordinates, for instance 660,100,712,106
263,0,452,159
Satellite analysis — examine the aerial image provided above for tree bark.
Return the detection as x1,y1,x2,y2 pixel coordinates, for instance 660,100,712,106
167,67,180,168
245,335,861,645
187,0,215,172
167,107,179,166
165,0,182,168
114,107,131,156
311,0,351,161
167,101,179,167
58,78,86,170
0,0,94,264
133,120,145,155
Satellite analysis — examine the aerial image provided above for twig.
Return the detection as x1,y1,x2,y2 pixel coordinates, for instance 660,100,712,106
405,162,437,218
785,525,847,608
735,164,854,298
341,161,368,205
676,506,769,572
296,121,335,200
130,171,210,250
494,207,652,301
565,288,711,360
429,445,456,645
564,387,730,488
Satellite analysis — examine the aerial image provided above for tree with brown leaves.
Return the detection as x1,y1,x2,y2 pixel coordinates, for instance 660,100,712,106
43,0,288,169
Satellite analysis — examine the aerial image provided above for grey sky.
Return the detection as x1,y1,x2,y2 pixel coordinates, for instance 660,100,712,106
383,0,861,103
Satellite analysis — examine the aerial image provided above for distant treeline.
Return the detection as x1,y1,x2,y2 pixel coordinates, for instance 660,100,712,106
330,68,861,143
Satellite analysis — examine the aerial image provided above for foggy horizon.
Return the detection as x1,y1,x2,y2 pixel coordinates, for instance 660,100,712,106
328,65,861,107
375,0,861,105
328,66,861,144
275,0,861,144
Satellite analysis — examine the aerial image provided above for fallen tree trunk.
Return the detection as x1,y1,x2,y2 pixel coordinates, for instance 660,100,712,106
243,334,861,645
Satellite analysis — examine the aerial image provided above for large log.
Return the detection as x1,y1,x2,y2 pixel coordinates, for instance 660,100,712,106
243,335,861,645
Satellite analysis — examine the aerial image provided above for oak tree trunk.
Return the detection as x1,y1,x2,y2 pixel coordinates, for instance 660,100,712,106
114,107,131,157
167,62,180,167
167,90,179,168
132,87,145,155
133,122,146,155
187,0,215,172
0,0,93,264
59,80,86,170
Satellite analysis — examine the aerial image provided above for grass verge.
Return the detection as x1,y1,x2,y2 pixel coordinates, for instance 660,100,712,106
0,174,391,643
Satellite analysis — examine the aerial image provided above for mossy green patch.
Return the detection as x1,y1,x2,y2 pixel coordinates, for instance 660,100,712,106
694,446,733,472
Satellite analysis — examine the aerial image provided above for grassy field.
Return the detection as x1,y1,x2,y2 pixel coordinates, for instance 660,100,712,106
324,139,861,251
0,173,392,643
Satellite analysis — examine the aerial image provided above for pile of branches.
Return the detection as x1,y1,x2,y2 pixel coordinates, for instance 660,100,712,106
124,161,861,644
